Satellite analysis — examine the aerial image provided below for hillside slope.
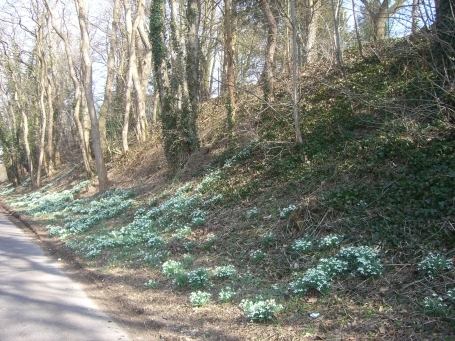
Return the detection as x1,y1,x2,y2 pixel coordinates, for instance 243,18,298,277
1,37,455,340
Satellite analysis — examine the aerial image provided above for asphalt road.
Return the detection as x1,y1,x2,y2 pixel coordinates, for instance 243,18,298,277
0,213,130,341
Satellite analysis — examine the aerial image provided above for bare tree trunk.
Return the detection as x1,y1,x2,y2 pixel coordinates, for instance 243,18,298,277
151,0,178,169
351,0,365,59
360,0,405,41
36,23,47,188
331,0,344,68
433,0,455,80
44,0,93,177
224,0,236,131
412,0,419,33
122,0,150,153
260,0,277,103
135,0,150,142
37,66,47,188
302,0,319,65
81,88,92,159
200,1,216,100
75,0,109,193
99,0,120,158
45,20,55,176
45,69,55,175
21,105,35,187
187,0,200,111
291,0,303,144
185,0,201,151
122,0,137,153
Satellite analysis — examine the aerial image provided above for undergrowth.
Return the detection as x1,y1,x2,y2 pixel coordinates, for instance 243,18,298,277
2,37,455,337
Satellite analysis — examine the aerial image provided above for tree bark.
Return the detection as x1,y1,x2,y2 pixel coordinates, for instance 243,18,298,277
150,0,179,169
302,0,319,65
291,0,303,144
360,0,406,41
412,0,419,33
433,0,455,82
44,0,93,177
351,0,365,59
36,23,48,188
224,0,236,131
185,0,201,152
99,0,120,158
122,0,137,153
75,0,109,193
135,0,150,142
260,0,277,103
44,18,55,175
331,0,344,68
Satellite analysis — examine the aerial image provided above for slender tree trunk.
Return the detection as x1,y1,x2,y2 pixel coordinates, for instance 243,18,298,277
135,0,150,142
150,0,178,169
352,0,365,59
36,24,47,188
21,106,34,187
46,71,55,175
13,87,35,187
302,0,319,65
45,19,55,175
224,0,236,131
200,1,216,100
45,0,93,177
75,0,109,193
37,68,47,188
186,0,201,152
81,88,92,160
331,0,344,67
99,0,120,158
122,0,136,153
291,0,303,144
412,0,419,33
260,0,277,103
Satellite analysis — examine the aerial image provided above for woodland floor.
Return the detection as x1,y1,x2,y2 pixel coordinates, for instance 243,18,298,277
2,142,454,341
2,39,455,340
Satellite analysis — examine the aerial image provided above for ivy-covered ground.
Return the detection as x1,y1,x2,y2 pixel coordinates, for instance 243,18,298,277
1,38,455,340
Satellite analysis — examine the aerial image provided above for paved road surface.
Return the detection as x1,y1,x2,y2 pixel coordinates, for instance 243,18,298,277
0,213,130,341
